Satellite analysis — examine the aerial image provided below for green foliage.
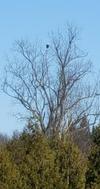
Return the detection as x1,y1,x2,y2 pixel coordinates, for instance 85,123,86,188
0,145,22,189
5,123,100,189
1,124,100,189
85,125,100,189
92,126,100,145
17,134,57,189
5,131,87,189
50,136,87,189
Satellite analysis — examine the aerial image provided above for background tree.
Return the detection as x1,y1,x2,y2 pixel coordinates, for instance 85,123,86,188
69,114,91,154
0,133,8,145
2,26,99,136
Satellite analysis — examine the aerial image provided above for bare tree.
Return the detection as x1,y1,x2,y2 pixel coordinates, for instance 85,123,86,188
2,26,99,136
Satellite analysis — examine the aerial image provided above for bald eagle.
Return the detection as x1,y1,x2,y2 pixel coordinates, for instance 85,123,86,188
46,44,49,49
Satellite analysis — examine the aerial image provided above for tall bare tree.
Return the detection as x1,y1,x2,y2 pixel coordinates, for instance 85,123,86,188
2,26,99,136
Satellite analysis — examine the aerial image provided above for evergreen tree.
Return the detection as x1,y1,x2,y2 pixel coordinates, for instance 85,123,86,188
6,130,87,189
86,125,100,189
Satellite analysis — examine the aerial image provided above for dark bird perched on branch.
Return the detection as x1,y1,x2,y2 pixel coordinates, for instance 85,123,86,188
46,44,49,49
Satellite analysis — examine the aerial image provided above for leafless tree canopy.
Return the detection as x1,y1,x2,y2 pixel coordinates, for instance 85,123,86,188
2,26,100,136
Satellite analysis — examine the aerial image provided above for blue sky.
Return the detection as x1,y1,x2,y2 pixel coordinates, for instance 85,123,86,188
0,0,100,135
